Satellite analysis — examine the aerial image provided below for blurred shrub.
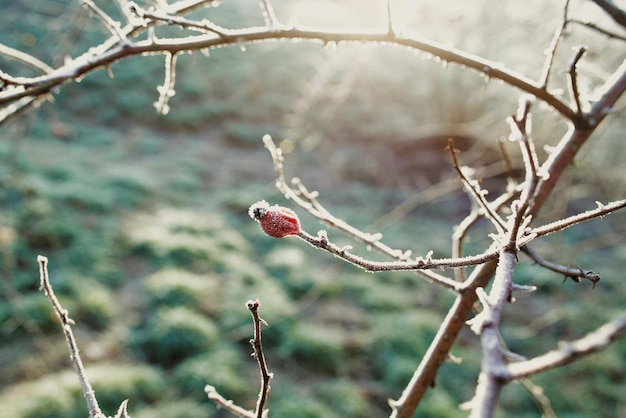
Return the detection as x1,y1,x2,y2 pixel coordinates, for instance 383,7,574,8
122,208,251,269
72,279,116,331
369,311,440,389
224,121,281,148
0,364,167,418
271,392,341,418
314,379,369,418
174,346,249,402
133,399,211,418
278,320,347,374
0,293,56,336
130,307,219,367
143,268,220,315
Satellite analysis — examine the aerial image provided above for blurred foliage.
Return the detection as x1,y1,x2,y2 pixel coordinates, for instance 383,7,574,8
1,0,626,418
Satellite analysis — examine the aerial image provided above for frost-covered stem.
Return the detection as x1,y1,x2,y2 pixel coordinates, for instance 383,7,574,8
0,26,579,124
448,139,507,234
469,246,517,418
247,299,273,418
390,259,498,418
506,314,626,379
205,385,255,418
37,256,105,418
296,229,496,291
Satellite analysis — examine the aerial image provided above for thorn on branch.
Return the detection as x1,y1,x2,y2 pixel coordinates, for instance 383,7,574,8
522,246,601,288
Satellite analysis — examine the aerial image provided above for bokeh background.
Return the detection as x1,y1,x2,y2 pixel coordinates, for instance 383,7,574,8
1,0,625,417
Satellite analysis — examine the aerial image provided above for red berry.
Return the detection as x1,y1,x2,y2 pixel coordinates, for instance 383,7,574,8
249,200,300,238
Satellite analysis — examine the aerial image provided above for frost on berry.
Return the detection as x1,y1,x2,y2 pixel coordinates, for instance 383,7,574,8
249,200,300,238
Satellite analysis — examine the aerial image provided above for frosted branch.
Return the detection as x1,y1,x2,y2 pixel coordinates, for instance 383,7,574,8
37,255,105,418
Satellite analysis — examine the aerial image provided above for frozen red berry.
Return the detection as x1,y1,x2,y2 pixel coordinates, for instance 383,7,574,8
249,200,300,238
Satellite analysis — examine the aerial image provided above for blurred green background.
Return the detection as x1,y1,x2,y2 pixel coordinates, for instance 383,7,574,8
1,0,625,417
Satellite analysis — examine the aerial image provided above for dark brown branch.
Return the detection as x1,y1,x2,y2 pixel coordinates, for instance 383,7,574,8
568,46,588,115
569,19,626,41
448,139,507,234
296,229,496,290
521,246,601,287
247,299,273,418
539,0,570,88
590,0,626,29
37,255,105,418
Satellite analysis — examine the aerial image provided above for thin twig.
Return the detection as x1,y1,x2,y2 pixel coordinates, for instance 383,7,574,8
539,0,570,88
569,19,626,41
258,0,280,30
127,3,228,37
448,138,507,234
82,0,128,44
590,0,626,29
386,0,394,35
530,198,626,239
451,184,518,281
154,52,178,115
37,255,105,418
505,314,626,380
568,46,588,115
247,299,273,418
521,246,601,287
205,385,255,418
0,43,53,74
297,229,496,288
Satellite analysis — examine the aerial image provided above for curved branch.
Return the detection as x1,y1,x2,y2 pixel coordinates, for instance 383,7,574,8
0,24,577,124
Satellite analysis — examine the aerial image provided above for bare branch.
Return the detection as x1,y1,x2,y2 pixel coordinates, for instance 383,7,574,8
127,3,228,37
530,198,626,239
521,246,601,287
258,0,280,30
262,135,459,287
37,255,105,418
247,299,273,418
154,52,178,115
568,46,588,115
569,19,626,41
386,0,394,35
0,23,579,124
296,228,495,290
81,0,128,44
506,314,626,380
205,300,273,418
539,0,570,88
448,139,507,235
0,43,53,74
590,0,626,29
205,385,255,418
